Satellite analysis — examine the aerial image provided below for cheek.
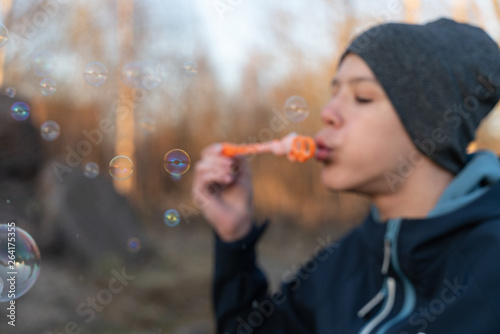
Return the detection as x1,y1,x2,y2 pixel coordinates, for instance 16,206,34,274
320,143,397,191
330,106,411,181
345,114,401,166
320,102,417,191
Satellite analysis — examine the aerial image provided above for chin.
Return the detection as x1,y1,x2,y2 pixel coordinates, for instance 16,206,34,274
321,166,376,194
321,168,354,191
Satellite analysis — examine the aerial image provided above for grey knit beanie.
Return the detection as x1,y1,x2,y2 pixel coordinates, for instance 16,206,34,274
341,18,500,174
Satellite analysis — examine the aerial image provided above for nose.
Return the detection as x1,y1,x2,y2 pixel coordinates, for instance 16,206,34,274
320,96,342,128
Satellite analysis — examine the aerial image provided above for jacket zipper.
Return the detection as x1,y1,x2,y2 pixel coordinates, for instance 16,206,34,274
357,218,416,334
376,219,416,334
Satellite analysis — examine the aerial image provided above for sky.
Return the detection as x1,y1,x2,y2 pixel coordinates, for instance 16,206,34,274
191,0,500,89
0,0,499,97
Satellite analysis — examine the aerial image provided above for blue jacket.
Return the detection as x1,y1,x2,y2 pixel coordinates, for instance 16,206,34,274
213,150,500,333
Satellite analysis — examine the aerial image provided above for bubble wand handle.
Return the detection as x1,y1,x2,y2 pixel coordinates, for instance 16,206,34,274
221,133,316,162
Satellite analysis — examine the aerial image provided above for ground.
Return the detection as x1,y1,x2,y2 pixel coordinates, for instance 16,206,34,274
0,216,355,334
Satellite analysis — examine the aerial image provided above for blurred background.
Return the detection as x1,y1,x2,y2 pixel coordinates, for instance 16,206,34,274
0,0,499,333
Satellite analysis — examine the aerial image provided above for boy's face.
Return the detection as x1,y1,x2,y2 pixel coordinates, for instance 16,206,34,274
315,53,420,195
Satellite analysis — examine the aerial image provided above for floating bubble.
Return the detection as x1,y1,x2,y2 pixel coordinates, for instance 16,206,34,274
0,24,9,48
164,209,180,227
5,199,10,204
139,117,156,134
0,224,42,302
10,102,30,121
84,162,100,179
109,156,134,180
127,238,141,253
121,61,162,90
40,78,56,96
83,62,108,87
183,61,197,76
284,96,310,122
121,62,142,87
5,87,16,98
31,51,55,77
121,62,141,86
163,149,190,176
40,120,60,141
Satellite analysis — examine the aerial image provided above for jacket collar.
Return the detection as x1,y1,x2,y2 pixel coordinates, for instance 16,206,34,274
357,150,500,286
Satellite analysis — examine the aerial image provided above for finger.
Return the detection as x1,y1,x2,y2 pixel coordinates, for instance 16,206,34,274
201,143,223,158
192,173,231,207
193,161,234,190
195,168,233,187
230,156,251,177
199,155,234,169
194,157,232,179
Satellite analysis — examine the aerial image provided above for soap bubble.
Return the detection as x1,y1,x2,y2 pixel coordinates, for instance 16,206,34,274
40,120,60,141
164,209,180,227
5,87,16,98
183,61,197,76
121,62,141,87
284,96,310,122
127,238,141,253
122,61,162,90
31,51,55,77
121,62,142,87
84,162,100,179
139,117,156,134
40,78,56,96
10,102,30,121
83,62,108,87
0,224,42,302
163,149,190,176
109,156,134,180
0,24,9,47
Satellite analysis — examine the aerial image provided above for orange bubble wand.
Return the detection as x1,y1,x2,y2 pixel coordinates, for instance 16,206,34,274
221,132,316,162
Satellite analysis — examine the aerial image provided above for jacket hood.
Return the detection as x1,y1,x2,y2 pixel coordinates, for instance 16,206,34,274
359,150,500,286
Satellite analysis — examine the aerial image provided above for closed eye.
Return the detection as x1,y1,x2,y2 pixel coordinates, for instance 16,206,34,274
356,97,372,103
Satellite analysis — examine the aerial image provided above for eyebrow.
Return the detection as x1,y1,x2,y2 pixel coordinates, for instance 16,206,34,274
331,77,380,87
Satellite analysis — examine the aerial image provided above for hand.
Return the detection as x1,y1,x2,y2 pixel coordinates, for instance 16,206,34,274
192,143,254,242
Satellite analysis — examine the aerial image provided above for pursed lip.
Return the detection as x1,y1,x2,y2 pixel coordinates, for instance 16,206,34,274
314,139,335,162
